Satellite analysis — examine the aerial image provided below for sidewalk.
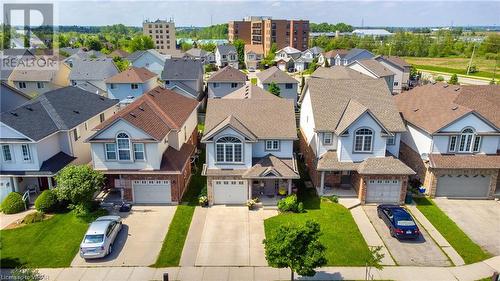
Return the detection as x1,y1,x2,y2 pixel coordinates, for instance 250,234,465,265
3,256,498,281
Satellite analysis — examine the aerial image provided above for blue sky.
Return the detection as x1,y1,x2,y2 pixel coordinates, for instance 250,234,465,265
9,1,500,27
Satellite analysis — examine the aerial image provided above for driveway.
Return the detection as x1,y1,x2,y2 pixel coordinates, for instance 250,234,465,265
194,206,276,266
71,205,176,267
434,198,500,255
363,206,451,266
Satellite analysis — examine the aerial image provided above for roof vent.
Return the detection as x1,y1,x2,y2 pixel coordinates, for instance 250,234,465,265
443,84,449,88
25,106,33,111
73,110,79,114
130,112,136,117
413,108,419,112
431,81,437,85
9,112,18,116
99,96,105,100
138,106,145,111
451,106,458,110
454,87,460,91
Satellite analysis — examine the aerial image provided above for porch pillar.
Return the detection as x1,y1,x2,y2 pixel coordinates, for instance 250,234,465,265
248,181,252,200
13,177,19,192
288,179,292,195
320,171,325,195
48,177,53,189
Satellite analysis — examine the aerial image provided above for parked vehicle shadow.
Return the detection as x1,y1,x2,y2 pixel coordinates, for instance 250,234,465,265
81,224,129,264
398,234,426,244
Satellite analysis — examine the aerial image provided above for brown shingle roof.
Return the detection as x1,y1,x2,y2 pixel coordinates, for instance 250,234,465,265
207,66,247,83
108,49,130,59
92,86,198,140
160,143,195,171
242,155,299,179
223,84,279,100
9,66,55,82
311,66,372,80
375,55,410,68
105,67,157,84
394,83,500,133
317,151,414,174
256,66,297,84
244,44,264,54
323,49,348,59
317,151,360,171
352,59,395,77
429,154,500,169
303,78,406,132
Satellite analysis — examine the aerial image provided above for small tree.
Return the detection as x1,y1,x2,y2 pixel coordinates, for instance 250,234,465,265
365,246,384,280
54,165,104,213
268,82,281,97
263,220,327,281
435,75,445,82
448,73,459,85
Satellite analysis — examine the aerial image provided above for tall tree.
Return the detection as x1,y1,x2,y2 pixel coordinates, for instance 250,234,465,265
233,39,245,68
129,34,154,52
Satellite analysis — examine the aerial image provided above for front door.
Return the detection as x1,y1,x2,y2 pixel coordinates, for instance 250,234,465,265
340,171,351,185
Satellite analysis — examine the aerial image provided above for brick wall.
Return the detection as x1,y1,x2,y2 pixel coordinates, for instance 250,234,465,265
399,142,428,182
299,129,320,187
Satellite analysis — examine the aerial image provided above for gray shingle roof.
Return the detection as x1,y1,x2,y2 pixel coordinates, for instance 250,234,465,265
216,45,237,55
256,66,298,84
311,66,372,80
242,155,299,179
69,58,119,81
0,86,118,141
0,152,76,176
207,66,246,83
127,49,165,62
161,58,203,80
351,59,395,77
344,48,374,61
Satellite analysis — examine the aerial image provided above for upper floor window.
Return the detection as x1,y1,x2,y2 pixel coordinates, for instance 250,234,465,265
323,133,333,145
105,143,117,160
19,82,26,89
2,145,12,162
216,136,242,163
37,82,44,89
116,133,131,161
231,83,238,88
131,84,139,90
354,128,373,152
265,140,280,151
110,83,115,89
213,83,220,88
133,143,145,160
454,128,481,153
72,128,80,141
386,136,396,146
285,83,293,89
100,113,105,123
21,144,31,162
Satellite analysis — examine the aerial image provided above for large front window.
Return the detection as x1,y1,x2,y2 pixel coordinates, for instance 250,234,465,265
116,133,131,161
457,128,481,153
354,128,373,152
216,136,242,163
2,145,12,162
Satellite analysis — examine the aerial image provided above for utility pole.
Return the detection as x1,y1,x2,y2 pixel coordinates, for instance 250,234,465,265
467,43,476,75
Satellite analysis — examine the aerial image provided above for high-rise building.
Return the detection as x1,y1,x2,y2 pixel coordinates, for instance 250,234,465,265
143,19,176,55
228,17,309,55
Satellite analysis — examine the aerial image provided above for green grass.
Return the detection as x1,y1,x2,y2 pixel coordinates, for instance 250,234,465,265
414,197,492,264
0,212,91,268
412,64,497,80
263,159,372,266
153,149,206,267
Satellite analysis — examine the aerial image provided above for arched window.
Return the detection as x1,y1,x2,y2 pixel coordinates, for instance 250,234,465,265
116,132,131,160
216,136,242,163
457,127,481,153
354,128,373,152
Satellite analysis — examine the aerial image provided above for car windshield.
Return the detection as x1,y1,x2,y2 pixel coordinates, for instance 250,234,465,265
396,220,416,227
84,234,104,243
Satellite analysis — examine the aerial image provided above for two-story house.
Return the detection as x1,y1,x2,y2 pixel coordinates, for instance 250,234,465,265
318,49,348,67
244,45,264,71
256,66,299,104
185,48,215,65
299,78,415,204
395,83,500,199
207,66,247,98
294,46,323,72
86,87,199,204
201,92,299,205
311,66,373,80
161,58,205,101
105,67,158,106
215,45,238,69
348,59,396,93
374,55,411,94
69,58,119,96
127,49,166,76
274,46,302,72
0,87,118,202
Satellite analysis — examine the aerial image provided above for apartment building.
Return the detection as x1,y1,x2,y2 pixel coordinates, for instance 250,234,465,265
228,17,309,55
143,19,176,55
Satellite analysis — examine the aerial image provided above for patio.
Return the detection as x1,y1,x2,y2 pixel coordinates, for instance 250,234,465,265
250,179,293,206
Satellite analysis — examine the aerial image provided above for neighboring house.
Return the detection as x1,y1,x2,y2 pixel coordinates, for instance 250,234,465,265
8,62,71,96
295,47,322,72
127,49,166,76
395,83,500,199
161,58,204,101
0,87,118,202
0,82,32,113
255,66,299,103
64,50,106,67
69,58,120,96
374,55,411,93
207,66,247,98
185,48,215,64
299,78,415,204
338,48,374,66
0,49,36,83
244,45,264,71
318,49,348,66
107,49,130,59
86,87,199,204
302,46,324,59
274,46,302,72
348,59,396,93
311,66,373,80
105,67,158,106
223,84,277,100
201,92,299,205
215,45,239,69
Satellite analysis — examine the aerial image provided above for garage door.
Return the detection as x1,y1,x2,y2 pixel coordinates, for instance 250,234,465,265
366,179,401,204
436,174,491,198
133,180,171,204
213,180,247,204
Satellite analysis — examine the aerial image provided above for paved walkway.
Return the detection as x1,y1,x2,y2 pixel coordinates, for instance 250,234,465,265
2,255,498,281
0,208,35,229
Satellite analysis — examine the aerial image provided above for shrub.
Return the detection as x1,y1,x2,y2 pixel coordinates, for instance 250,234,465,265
277,194,304,213
11,267,43,281
435,76,445,82
22,211,45,224
198,195,208,207
35,190,58,212
1,192,25,214
246,199,257,210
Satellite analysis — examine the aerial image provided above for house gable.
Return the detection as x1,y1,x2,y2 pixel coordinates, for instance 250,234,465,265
88,119,157,141
438,112,498,134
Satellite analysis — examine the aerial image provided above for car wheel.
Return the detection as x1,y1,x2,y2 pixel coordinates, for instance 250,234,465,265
377,211,381,219
390,229,395,237
108,244,113,255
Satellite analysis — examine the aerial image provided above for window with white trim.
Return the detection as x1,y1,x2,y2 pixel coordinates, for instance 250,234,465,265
99,113,105,123
213,83,219,88
133,143,145,160
105,143,117,160
323,133,333,145
18,82,26,89
231,83,238,88
354,128,373,152
215,136,242,163
449,135,457,152
458,128,480,153
37,82,44,89
21,144,31,162
72,128,80,141
386,136,396,146
131,83,139,89
265,140,280,151
2,145,12,162
116,133,131,160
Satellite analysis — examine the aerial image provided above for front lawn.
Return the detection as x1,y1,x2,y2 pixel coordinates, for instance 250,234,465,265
0,212,90,268
153,149,206,267
414,197,492,264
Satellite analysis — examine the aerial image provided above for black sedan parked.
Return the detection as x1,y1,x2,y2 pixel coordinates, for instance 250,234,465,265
377,205,420,239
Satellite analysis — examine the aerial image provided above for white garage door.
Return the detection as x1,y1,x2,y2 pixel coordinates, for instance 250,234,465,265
213,180,247,204
133,180,171,204
366,179,402,204
436,174,491,198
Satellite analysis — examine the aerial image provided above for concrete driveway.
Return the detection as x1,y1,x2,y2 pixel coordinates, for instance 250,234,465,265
71,205,176,267
193,206,276,266
363,206,451,266
434,198,500,255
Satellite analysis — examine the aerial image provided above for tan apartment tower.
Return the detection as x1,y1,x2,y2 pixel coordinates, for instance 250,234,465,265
143,19,176,55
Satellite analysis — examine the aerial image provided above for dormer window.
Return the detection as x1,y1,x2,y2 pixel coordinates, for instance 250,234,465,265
265,140,280,151
456,128,481,153
323,133,333,145
354,128,373,152
216,136,242,163
116,132,131,161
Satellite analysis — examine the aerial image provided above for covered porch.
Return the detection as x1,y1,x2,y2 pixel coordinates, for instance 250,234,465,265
249,178,294,205
316,151,359,197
